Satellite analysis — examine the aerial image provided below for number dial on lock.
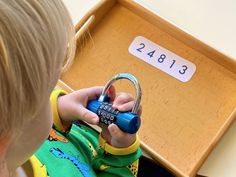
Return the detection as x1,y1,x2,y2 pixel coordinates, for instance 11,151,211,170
97,103,118,125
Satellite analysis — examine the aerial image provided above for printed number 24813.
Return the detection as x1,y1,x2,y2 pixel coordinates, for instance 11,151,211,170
128,36,196,82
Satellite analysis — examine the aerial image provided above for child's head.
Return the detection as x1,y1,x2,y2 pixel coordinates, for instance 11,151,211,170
0,0,75,175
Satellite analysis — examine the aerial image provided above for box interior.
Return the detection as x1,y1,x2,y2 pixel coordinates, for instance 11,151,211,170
61,1,236,176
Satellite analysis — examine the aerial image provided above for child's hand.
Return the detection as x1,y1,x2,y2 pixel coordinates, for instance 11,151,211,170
101,93,142,148
57,86,116,126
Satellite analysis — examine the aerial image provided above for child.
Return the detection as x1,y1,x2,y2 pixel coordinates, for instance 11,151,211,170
0,1,142,177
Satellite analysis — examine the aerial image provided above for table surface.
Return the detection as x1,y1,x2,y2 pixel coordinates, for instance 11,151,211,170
62,0,236,176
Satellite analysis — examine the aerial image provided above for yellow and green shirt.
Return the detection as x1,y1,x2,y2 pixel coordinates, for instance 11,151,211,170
29,89,142,177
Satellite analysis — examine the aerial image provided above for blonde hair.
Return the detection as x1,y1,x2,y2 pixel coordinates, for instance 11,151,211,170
0,0,75,139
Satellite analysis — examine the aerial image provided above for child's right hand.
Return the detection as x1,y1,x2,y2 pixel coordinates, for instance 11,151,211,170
100,92,142,148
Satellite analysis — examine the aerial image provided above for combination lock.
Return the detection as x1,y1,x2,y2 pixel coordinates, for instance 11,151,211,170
87,73,142,134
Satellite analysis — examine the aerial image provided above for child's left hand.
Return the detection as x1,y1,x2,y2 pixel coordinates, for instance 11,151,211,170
100,93,142,148
57,86,116,127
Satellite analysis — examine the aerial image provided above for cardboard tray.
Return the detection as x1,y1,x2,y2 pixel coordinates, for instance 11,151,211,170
59,0,236,176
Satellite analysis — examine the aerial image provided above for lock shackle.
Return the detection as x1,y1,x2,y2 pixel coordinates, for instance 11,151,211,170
98,73,142,114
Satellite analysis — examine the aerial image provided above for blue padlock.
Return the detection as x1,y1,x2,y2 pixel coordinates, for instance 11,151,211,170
87,73,142,134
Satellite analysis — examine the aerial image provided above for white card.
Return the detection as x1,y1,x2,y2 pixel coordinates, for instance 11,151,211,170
128,36,196,82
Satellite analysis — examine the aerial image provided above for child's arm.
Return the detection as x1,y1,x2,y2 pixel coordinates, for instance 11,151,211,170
91,93,142,177
50,86,115,132
51,87,142,176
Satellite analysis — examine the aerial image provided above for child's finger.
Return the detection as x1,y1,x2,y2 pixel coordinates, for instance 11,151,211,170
83,86,104,100
108,124,136,148
76,105,99,124
112,93,133,109
108,124,126,142
117,101,134,112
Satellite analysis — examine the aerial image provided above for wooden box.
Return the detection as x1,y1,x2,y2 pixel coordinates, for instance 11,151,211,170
59,0,236,176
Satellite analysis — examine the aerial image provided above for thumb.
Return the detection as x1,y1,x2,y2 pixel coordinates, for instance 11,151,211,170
108,124,125,140
108,124,136,148
76,105,99,124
